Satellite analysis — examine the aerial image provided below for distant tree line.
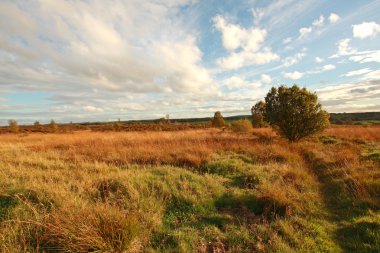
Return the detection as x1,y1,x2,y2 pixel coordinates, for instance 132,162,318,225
5,119,59,133
9,84,375,141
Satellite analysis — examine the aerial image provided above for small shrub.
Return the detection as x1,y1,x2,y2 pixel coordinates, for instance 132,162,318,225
50,120,58,132
33,121,42,131
212,111,225,127
8,119,19,133
231,119,253,133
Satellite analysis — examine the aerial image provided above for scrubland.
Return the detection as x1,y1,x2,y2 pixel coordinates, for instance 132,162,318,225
0,126,379,252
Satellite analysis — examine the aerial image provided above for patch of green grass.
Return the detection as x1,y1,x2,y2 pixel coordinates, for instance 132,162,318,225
362,150,380,163
319,135,339,144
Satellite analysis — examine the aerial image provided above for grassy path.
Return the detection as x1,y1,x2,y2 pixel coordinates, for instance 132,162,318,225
303,147,380,253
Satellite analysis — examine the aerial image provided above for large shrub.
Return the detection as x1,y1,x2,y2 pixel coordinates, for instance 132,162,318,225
264,85,329,141
212,111,225,127
231,119,253,133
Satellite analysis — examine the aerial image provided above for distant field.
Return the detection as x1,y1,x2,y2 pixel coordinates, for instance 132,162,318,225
0,127,379,252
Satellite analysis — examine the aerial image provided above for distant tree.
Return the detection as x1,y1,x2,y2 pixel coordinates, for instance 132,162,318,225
50,119,58,132
212,111,225,127
343,118,354,125
264,85,329,141
8,119,19,133
159,116,170,125
251,101,267,128
33,121,42,131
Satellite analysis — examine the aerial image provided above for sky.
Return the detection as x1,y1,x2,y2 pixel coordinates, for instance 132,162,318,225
0,0,380,125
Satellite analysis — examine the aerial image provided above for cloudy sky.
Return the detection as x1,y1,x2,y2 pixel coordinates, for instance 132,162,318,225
1,0,380,124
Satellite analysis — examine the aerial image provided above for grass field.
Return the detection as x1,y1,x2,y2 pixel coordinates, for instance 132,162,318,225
0,126,379,252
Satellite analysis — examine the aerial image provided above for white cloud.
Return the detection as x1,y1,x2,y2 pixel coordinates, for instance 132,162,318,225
83,106,104,113
328,13,340,23
213,15,266,52
283,37,292,44
331,37,380,63
315,57,323,63
252,8,265,25
224,76,248,90
299,27,312,38
363,70,380,80
344,68,372,77
297,13,339,40
284,71,303,80
331,38,357,57
312,15,324,27
213,15,279,69
352,22,380,39
260,74,272,84
297,14,326,40
317,80,380,112
337,39,356,55
308,64,336,74
282,52,306,67
349,50,380,63
322,64,336,71
223,74,271,90
0,0,217,96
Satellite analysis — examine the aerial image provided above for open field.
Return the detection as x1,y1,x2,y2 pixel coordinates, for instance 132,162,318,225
0,127,379,252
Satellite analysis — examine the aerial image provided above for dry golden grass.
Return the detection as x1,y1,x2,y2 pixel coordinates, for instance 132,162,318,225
0,126,379,252
0,126,376,167
324,125,380,141
0,129,277,167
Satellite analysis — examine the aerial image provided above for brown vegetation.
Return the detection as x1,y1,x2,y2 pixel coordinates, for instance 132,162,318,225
0,126,379,252
324,125,380,141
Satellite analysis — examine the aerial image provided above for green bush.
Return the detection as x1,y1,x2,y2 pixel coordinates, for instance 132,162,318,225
264,85,329,141
212,111,225,127
251,101,267,128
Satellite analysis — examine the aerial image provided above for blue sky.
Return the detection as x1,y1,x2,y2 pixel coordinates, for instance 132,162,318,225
1,0,380,125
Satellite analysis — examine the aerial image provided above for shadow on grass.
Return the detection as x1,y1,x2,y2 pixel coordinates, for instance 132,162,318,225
216,193,289,219
337,221,380,252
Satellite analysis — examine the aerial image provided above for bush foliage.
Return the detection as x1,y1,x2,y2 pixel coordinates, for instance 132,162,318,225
231,119,253,133
251,101,267,128
212,111,225,127
264,85,329,141
8,119,19,133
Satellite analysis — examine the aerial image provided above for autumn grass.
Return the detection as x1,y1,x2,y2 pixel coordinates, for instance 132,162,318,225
0,127,379,252
325,125,380,141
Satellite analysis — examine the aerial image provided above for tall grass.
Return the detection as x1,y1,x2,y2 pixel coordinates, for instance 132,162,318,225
0,127,379,252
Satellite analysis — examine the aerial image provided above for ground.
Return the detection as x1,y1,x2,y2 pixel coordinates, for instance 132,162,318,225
0,126,379,252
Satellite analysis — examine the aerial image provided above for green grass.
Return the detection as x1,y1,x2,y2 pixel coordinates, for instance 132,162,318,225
1,135,379,252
